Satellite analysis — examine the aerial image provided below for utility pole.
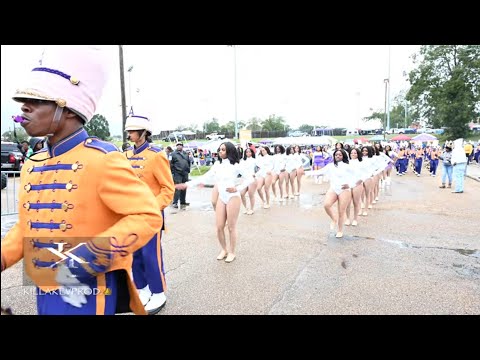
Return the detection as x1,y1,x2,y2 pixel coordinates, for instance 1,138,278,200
384,79,389,140
386,45,391,131
228,45,238,139
119,45,127,143
233,45,238,139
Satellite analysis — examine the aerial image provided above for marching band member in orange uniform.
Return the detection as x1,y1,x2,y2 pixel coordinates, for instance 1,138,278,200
1,46,163,315
124,113,174,314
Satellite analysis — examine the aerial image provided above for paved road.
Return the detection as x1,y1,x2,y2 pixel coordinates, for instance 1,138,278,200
466,161,480,181
2,166,479,315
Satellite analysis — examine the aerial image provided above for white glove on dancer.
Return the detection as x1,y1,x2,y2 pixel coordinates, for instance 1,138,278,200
55,264,90,308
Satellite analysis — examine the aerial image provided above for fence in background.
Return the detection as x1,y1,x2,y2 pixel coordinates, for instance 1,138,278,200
1,171,20,216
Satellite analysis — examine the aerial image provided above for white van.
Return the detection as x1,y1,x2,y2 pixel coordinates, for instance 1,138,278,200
345,128,359,136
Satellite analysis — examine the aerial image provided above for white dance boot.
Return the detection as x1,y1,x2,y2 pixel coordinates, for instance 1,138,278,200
137,285,152,306
145,292,167,315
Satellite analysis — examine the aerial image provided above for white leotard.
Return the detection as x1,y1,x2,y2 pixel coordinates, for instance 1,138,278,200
188,160,254,204
309,162,356,195
255,154,274,178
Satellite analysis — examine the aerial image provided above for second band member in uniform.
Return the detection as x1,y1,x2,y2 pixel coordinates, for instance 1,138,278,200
124,113,175,314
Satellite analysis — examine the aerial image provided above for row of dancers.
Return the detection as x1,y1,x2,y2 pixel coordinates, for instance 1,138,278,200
175,142,395,262
308,144,393,238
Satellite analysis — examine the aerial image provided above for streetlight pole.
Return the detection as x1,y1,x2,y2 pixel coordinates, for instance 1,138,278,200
228,45,239,139
386,45,391,131
384,78,389,140
119,45,127,143
234,46,238,139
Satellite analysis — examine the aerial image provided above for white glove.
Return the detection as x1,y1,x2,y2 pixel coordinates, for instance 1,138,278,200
55,264,90,308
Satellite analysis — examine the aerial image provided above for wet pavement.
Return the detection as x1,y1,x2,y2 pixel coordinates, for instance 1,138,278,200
2,166,479,315
466,162,480,181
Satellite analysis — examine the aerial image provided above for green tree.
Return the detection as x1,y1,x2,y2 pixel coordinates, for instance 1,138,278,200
406,45,480,139
237,120,246,130
390,93,417,128
261,114,287,131
220,121,236,134
203,118,220,133
363,110,385,124
388,103,411,129
246,117,262,131
2,127,28,143
364,95,419,129
298,124,314,134
84,114,111,140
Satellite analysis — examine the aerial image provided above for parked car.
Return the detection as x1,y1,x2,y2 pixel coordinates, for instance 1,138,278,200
385,128,400,134
205,132,225,140
1,142,24,171
344,128,360,136
397,128,417,134
288,130,309,137
1,172,6,190
163,132,187,142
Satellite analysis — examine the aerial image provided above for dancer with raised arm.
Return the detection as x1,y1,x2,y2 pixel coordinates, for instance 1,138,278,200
175,142,254,263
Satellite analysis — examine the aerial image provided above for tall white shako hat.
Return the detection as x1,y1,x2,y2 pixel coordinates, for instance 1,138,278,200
12,45,109,123
125,107,153,133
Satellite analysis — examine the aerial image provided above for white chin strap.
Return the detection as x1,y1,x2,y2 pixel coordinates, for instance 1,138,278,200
45,105,64,137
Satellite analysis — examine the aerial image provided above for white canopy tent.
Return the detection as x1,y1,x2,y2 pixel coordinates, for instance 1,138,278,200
181,130,196,136
272,136,337,147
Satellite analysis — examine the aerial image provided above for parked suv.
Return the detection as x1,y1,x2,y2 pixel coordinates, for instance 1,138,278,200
1,142,24,171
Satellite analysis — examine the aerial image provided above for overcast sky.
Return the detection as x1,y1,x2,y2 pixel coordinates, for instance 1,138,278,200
1,45,421,136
